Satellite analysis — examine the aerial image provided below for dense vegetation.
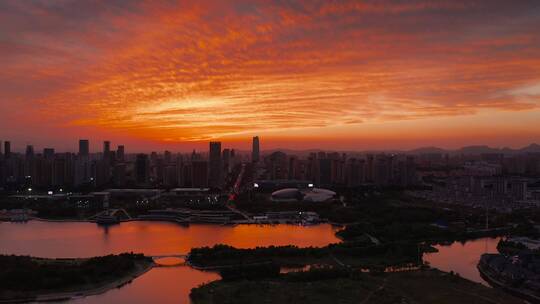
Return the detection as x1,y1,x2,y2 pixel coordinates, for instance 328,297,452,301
497,239,529,255
0,253,151,299
189,241,420,270
190,268,523,304
189,244,328,267
219,263,280,281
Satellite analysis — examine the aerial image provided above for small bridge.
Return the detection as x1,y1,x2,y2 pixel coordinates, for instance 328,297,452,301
150,254,188,259
151,254,188,267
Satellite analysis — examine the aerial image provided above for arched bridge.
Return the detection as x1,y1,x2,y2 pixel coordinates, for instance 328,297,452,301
151,254,188,267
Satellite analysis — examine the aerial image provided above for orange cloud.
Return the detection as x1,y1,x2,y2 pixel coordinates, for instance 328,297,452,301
1,1,539,149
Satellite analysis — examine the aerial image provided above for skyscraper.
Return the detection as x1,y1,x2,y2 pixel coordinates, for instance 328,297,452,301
208,141,222,188
192,160,208,188
117,145,125,161
4,141,11,159
252,136,260,163
222,148,231,174
79,139,89,157
135,154,149,185
103,141,111,159
43,148,55,159
25,145,34,159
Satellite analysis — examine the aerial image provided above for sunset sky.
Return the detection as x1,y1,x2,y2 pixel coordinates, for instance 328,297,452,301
1,0,539,152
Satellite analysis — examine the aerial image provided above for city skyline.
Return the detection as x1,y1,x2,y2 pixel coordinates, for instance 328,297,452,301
1,1,540,150
1,137,540,154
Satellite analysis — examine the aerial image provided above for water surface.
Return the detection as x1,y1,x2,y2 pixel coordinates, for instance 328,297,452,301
0,221,340,303
423,237,501,286
0,221,340,258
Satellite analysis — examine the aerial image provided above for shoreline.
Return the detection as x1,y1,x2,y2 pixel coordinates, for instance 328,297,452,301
16,217,334,227
477,263,540,303
0,259,155,304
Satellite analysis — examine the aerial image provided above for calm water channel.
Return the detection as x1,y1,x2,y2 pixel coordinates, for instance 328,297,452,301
0,221,340,303
0,221,499,303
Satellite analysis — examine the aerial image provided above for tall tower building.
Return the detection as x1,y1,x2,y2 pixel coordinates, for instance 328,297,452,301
43,148,55,159
79,139,89,157
222,148,231,174
135,154,150,185
192,160,208,188
103,141,111,159
25,145,34,159
117,145,125,161
4,141,11,159
252,136,260,163
208,142,222,188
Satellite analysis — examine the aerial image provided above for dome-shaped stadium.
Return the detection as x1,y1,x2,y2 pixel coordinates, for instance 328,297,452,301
271,187,336,203
303,188,336,202
271,188,304,202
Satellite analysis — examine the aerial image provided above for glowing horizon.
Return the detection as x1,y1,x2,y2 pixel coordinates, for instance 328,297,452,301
1,1,539,151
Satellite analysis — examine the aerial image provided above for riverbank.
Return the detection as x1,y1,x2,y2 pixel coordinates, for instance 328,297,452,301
190,268,523,304
0,254,154,303
478,254,540,303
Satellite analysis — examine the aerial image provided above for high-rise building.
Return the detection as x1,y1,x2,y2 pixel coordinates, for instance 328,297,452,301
319,158,332,185
103,141,111,159
52,158,66,186
511,179,528,201
74,157,91,186
43,148,55,159
222,148,231,174
117,145,125,161
25,145,34,159
252,136,260,163
366,154,374,182
267,151,288,180
113,163,127,187
79,140,89,157
192,160,209,188
4,141,11,159
135,154,150,185
163,165,178,187
209,142,222,188
164,150,172,164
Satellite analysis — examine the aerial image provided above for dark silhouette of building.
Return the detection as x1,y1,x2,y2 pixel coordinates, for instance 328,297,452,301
79,139,89,157
222,148,230,174
103,141,111,159
113,163,127,187
117,145,125,162
4,141,11,159
252,136,260,163
43,148,55,160
25,145,34,159
135,154,149,185
208,142,222,188
192,160,209,188
266,151,288,180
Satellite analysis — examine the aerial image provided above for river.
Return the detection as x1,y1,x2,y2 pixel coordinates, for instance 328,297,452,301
0,221,501,302
423,237,501,286
0,221,340,303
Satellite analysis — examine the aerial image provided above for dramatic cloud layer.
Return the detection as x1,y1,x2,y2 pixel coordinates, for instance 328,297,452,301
1,0,539,150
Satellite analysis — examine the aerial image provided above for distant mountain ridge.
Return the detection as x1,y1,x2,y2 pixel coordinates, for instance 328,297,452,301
260,143,540,156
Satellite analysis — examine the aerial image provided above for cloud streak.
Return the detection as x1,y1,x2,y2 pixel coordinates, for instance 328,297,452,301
1,0,540,147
